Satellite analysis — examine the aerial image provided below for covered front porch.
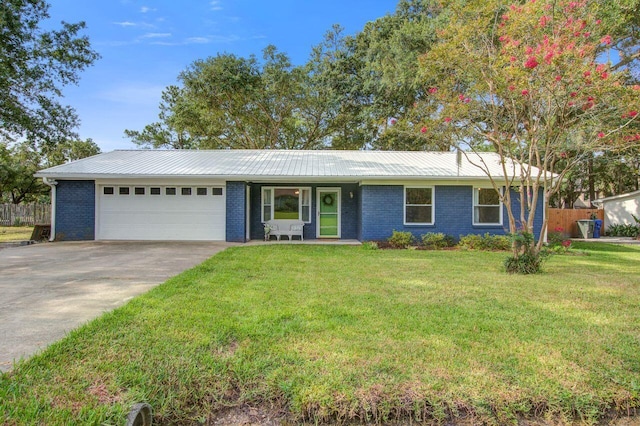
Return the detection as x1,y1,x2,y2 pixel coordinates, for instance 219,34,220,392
245,182,360,242
245,239,362,245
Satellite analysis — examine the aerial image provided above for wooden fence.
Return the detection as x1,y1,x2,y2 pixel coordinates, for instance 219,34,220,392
0,203,51,227
547,208,604,237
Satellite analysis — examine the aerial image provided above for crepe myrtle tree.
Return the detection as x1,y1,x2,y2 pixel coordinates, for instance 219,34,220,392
409,0,640,271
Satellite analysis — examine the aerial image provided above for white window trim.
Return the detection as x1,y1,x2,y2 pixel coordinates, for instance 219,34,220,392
261,186,312,223
404,186,435,226
472,187,503,226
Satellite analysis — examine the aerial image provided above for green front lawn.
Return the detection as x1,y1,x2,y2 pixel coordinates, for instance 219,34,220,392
0,226,33,242
1,243,639,424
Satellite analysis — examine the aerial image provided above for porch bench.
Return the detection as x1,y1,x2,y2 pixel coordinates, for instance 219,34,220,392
265,219,304,241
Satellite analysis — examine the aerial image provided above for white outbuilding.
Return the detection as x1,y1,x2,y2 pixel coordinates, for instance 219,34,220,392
593,189,640,231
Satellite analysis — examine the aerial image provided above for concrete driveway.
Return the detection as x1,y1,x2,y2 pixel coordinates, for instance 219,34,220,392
0,241,234,372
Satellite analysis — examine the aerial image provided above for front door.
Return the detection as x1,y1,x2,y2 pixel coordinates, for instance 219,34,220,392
317,188,341,238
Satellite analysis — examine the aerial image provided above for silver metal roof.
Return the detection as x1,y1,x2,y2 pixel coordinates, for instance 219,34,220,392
35,149,542,181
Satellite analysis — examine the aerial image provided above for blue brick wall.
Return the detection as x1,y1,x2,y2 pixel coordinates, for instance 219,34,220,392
225,181,247,242
55,180,95,241
248,183,359,240
361,185,404,241
509,188,545,239
361,185,545,242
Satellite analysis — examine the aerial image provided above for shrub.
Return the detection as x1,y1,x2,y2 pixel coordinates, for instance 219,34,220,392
421,232,455,249
547,227,572,253
458,233,511,251
387,230,414,249
458,234,482,250
504,231,548,274
504,253,544,274
607,223,640,238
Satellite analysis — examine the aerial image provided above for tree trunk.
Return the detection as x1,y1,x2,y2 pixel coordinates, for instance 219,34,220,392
588,156,595,206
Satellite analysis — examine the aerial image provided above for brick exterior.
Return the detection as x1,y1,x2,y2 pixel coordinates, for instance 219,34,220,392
55,180,95,241
225,181,247,242
52,179,544,243
360,185,544,242
249,183,359,240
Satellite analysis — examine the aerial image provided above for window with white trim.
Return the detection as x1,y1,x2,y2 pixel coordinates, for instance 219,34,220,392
404,187,434,225
261,187,312,223
473,187,502,225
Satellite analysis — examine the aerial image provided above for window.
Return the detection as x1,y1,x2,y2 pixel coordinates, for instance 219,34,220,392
103,187,114,195
197,187,207,196
211,187,223,196
262,188,272,221
473,187,502,225
261,187,312,223
119,187,130,195
150,187,161,195
301,188,311,222
181,187,192,196
134,187,145,195
166,187,176,195
274,188,298,219
404,187,433,225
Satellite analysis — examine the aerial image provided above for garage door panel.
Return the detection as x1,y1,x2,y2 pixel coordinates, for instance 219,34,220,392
98,186,226,241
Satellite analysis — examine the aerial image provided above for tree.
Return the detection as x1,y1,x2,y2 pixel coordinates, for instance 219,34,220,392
124,86,197,149
0,0,100,150
46,138,101,166
306,3,448,150
417,0,640,272
0,139,100,204
130,46,337,150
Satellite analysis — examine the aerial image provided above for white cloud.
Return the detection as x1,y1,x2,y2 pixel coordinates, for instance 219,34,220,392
97,83,165,107
113,21,137,27
141,32,172,39
112,21,156,29
186,36,211,44
150,34,265,47
140,6,156,13
210,1,223,11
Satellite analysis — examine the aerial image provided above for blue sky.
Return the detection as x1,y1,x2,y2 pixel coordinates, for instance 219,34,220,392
45,1,398,152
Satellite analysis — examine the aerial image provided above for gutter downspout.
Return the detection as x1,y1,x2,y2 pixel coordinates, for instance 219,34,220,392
42,177,57,242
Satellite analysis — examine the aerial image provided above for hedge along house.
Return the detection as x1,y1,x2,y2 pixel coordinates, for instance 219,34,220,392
35,150,545,243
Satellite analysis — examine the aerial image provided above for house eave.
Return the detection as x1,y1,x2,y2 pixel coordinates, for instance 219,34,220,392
35,173,528,185
593,189,640,204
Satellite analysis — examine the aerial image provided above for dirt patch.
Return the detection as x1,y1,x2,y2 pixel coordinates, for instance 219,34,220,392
207,405,289,426
204,404,640,426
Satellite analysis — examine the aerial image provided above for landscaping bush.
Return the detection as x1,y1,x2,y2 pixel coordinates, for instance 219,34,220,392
421,232,455,249
607,223,640,238
504,253,544,274
458,233,511,251
504,231,548,274
387,230,414,248
546,227,572,253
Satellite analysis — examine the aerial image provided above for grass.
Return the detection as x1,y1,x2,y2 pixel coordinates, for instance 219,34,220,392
1,242,639,425
0,226,33,242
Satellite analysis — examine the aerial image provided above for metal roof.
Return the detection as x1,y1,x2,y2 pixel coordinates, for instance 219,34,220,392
35,149,542,181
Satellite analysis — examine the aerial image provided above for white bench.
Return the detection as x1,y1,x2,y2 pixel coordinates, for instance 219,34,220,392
265,219,304,241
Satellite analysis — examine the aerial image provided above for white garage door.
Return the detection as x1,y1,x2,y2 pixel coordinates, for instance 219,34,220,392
97,184,226,241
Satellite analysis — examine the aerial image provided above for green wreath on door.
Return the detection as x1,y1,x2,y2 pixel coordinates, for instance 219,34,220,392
322,194,334,206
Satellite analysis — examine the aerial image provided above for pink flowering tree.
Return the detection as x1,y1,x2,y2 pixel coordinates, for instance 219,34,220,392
416,0,640,269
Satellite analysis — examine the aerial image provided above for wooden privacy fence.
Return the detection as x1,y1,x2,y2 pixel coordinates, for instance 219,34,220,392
547,208,604,237
0,203,51,226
